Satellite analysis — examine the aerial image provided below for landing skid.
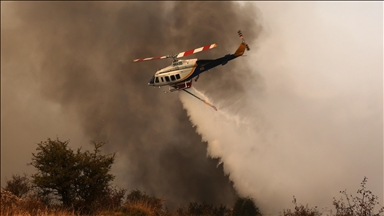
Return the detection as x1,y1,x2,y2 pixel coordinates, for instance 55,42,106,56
161,80,217,111
182,89,217,111
165,80,193,93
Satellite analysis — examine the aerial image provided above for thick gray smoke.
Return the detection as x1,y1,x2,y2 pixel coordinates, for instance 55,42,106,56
2,1,263,208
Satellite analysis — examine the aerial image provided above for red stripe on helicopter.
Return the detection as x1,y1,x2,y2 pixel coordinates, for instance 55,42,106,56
184,49,194,56
151,56,162,60
134,44,217,62
176,43,217,58
202,45,211,50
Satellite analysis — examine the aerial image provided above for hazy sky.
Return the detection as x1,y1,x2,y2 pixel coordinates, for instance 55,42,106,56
2,1,383,214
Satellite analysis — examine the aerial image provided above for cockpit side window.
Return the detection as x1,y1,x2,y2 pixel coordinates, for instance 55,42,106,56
175,74,181,79
170,75,176,81
155,77,159,83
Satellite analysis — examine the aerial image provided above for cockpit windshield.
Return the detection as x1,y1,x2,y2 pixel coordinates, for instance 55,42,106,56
172,61,183,66
149,76,155,84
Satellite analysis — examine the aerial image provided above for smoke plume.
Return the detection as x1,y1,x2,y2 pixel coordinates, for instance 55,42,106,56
4,2,381,214
2,1,263,208
180,2,383,214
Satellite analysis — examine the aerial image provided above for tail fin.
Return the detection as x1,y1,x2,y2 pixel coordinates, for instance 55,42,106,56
234,30,250,57
234,43,247,56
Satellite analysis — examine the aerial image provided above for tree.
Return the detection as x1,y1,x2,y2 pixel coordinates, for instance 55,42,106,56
3,173,31,198
233,197,262,216
74,142,116,212
29,138,116,213
332,177,384,216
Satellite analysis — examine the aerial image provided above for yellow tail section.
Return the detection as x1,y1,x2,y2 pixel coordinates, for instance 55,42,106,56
234,43,246,57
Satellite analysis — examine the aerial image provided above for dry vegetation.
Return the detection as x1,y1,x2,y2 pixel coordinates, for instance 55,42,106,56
1,190,75,216
3,138,383,216
0,187,246,216
2,177,384,216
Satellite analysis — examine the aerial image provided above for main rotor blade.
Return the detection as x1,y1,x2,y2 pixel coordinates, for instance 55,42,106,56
176,43,217,58
133,55,170,63
133,43,217,63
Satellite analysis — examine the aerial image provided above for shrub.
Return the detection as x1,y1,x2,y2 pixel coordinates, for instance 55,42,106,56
280,196,321,216
233,197,262,216
3,173,31,199
175,202,231,216
123,189,166,216
0,190,75,216
94,186,127,213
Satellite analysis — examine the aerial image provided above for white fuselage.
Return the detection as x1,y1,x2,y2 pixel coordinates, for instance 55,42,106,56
152,59,198,86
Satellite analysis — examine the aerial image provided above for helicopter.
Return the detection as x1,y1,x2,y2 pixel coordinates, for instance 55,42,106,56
132,30,250,111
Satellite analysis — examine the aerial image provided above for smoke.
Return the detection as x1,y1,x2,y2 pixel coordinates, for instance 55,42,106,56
180,2,383,214
4,2,381,214
2,1,263,208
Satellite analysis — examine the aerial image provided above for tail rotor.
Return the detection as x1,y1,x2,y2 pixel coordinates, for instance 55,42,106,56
238,30,250,51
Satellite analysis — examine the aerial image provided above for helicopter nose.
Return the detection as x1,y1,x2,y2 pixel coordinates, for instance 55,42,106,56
148,76,155,86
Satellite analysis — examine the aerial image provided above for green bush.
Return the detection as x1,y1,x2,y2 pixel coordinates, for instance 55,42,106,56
29,138,116,214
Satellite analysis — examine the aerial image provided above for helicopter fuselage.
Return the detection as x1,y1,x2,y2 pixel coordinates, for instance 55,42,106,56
148,53,239,88
133,30,250,110
149,59,198,86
